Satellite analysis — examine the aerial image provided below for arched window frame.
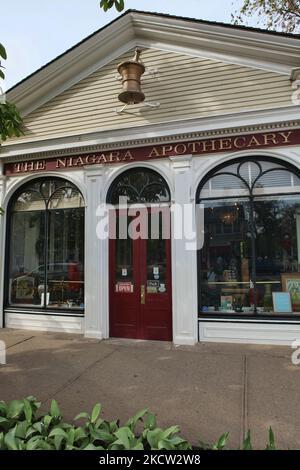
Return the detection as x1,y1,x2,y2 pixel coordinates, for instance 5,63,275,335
107,168,171,205
196,156,300,318
5,177,85,313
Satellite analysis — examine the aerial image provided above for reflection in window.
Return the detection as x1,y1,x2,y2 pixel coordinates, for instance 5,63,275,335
108,169,170,205
198,158,300,317
115,215,133,287
147,213,167,294
8,178,85,311
200,200,252,313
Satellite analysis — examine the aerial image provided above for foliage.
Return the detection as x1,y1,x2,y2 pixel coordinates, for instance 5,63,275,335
0,44,7,81
100,0,125,12
200,427,276,450
0,102,23,142
0,43,23,142
0,398,190,450
99,0,300,33
0,397,278,450
232,0,300,33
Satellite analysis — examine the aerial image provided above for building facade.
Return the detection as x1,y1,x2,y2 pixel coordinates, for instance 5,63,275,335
1,10,300,345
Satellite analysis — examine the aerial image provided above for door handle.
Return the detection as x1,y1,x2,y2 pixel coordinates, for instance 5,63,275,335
141,285,146,305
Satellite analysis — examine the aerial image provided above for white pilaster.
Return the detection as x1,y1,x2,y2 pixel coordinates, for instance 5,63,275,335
0,166,6,329
84,166,109,340
170,155,198,345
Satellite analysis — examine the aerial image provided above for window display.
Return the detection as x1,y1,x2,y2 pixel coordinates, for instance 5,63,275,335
7,178,85,311
197,159,300,316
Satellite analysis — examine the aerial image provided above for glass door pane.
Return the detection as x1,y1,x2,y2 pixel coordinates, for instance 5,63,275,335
115,214,134,293
146,209,168,295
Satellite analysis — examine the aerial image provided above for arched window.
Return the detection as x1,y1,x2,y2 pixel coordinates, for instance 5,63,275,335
7,178,85,311
107,168,170,205
197,157,300,317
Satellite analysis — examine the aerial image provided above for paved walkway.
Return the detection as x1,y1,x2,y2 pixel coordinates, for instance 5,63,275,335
0,329,300,449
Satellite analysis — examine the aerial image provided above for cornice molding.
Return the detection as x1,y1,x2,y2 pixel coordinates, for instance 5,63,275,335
2,105,300,160
7,14,135,116
133,13,300,73
1,118,300,164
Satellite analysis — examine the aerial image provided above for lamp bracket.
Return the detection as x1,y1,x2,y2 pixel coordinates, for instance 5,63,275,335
115,101,160,115
115,67,159,81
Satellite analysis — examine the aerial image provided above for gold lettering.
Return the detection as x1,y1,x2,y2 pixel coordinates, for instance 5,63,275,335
219,138,232,151
279,131,292,144
122,151,134,161
233,137,247,149
148,147,161,158
85,155,96,165
36,160,46,170
161,145,173,156
98,154,107,163
73,157,84,166
247,136,262,147
23,162,34,172
187,142,200,153
174,144,187,155
56,158,66,168
109,151,120,163
263,133,278,145
201,140,217,152
14,163,22,173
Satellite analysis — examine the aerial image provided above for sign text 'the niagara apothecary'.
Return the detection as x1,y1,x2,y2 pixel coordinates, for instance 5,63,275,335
4,130,296,176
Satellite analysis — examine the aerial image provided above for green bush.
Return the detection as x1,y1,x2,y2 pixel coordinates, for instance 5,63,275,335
0,397,276,450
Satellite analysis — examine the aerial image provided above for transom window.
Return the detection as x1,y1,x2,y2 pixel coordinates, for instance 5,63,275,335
107,168,170,205
7,178,85,311
197,158,300,318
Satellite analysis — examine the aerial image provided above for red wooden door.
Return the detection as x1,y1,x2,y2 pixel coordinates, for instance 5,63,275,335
109,210,172,341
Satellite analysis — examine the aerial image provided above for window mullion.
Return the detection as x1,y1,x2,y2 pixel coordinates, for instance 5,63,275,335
249,195,257,315
44,206,49,310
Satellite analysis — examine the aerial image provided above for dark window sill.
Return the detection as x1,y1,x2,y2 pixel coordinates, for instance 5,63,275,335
5,307,84,317
198,312,300,322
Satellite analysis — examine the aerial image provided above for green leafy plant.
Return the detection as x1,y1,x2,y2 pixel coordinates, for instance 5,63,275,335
0,398,191,451
100,0,124,12
0,397,279,451
0,43,7,81
0,43,23,142
242,430,253,450
266,427,276,450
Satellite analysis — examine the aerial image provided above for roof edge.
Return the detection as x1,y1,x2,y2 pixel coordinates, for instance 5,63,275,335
7,9,300,95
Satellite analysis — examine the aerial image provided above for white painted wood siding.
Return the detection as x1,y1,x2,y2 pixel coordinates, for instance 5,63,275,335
6,48,293,143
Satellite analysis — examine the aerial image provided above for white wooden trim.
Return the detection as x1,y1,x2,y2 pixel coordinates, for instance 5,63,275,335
199,320,300,345
2,108,300,160
5,312,84,334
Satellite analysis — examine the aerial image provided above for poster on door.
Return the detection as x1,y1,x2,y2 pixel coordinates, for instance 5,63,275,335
116,282,134,293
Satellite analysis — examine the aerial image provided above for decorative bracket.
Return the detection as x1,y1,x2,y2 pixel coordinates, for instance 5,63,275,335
114,67,159,81
115,101,160,116
291,68,300,83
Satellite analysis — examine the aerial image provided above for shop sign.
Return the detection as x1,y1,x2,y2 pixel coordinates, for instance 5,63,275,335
115,282,134,293
4,129,298,176
147,280,159,293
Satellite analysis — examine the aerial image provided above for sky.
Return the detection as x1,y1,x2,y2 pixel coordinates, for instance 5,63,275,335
2,0,247,90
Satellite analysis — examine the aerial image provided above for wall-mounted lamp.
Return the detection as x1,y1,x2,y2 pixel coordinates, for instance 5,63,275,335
117,48,145,105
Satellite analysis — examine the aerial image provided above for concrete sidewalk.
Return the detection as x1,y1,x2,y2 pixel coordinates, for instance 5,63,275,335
0,329,300,449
